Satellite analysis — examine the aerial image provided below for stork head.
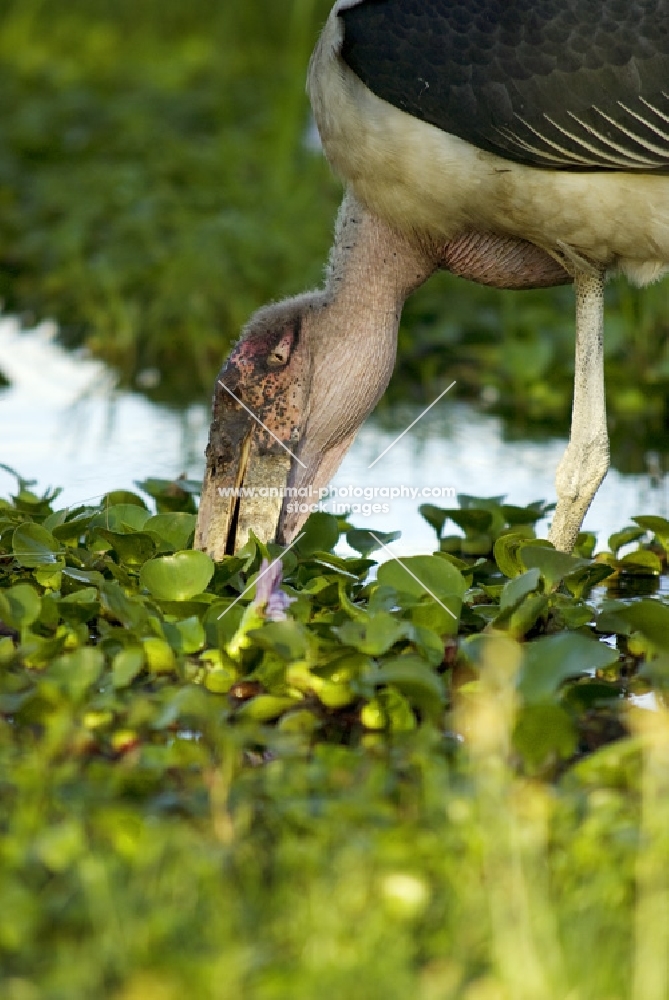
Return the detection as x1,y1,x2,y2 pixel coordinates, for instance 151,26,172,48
194,296,318,559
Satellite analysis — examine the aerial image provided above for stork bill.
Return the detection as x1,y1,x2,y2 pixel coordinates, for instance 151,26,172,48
196,0,669,558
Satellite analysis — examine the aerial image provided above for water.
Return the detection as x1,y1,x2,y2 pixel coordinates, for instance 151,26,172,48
2,317,668,556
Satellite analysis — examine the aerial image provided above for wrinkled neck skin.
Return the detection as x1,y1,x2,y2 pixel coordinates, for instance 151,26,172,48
292,191,435,488
308,191,435,436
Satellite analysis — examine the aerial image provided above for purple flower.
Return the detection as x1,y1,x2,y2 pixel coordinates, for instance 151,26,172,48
255,558,296,621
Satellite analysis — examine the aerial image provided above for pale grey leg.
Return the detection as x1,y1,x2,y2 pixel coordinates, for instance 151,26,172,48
548,270,609,553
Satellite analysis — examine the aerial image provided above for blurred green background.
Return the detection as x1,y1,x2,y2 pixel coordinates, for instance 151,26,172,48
0,0,668,471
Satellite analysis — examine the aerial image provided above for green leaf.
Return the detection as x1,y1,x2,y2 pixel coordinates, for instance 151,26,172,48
112,648,145,688
235,694,300,723
142,638,177,674
500,568,542,612
144,512,197,552
563,563,615,599
520,547,589,592
419,504,451,538
619,549,662,576
501,504,546,526
175,617,206,654
608,526,645,557
506,593,549,640
616,600,669,651
494,533,538,579
1,584,41,629
365,655,446,721
248,620,308,661
513,703,577,771
47,648,105,699
140,550,214,601
94,529,156,567
410,599,459,637
377,555,467,601
12,522,63,568
57,587,100,624
296,512,339,556
346,528,401,556
633,515,669,552
334,613,407,656
88,504,152,533
519,634,619,703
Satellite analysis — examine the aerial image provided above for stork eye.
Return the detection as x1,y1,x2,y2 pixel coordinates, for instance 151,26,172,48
267,348,288,368
266,337,292,368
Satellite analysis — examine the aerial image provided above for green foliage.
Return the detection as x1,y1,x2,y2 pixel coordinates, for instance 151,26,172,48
2,477,669,994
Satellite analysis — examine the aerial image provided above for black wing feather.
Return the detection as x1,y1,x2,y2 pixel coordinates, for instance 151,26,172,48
340,0,669,169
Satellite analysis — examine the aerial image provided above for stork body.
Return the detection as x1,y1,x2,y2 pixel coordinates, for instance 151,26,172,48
195,0,669,558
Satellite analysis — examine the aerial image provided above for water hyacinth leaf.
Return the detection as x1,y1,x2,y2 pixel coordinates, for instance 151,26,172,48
88,504,152,533
100,581,149,630
1,584,41,629
619,549,662,576
144,512,197,552
520,547,589,592
62,566,106,587
140,550,214,601
419,504,451,538
57,587,99,624
377,555,467,601
500,567,542,612
410,599,459,637
494,533,534,579
608,525,645,557
249,620,309,661
334,613,407,656
204,666,237,694
103,490,148,509
47,648,105,700
506,593,549,640
366,655,446,721
408,624,445,666
175,617,206,654
136,477,200,513
616,600,669,650
50,513,95,543
501,503,546,525
112,648,145,688
235,694,301,723
363,688,417,732
519,633,619,703
633,515,669,552
296,512,339,556
346,528,401,556
513,702,577,771
142,638,177,674
94,529,156,567
12,522,63,569
152,686,214,730
563,563,615,599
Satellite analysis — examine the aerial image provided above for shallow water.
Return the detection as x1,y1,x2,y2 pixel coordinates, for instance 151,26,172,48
1,317,668,556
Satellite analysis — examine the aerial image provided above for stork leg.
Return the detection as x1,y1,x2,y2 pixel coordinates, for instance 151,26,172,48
548,270,609,553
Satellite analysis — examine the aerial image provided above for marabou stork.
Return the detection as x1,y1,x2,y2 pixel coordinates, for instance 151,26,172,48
195,0,669,558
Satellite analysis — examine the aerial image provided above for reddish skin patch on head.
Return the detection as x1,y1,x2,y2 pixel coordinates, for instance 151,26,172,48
213,320,310,456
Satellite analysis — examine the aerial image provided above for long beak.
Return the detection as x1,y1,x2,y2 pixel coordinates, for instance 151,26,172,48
195,350,307,560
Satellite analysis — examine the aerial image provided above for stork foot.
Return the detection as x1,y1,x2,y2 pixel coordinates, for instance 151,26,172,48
549,433,609,552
